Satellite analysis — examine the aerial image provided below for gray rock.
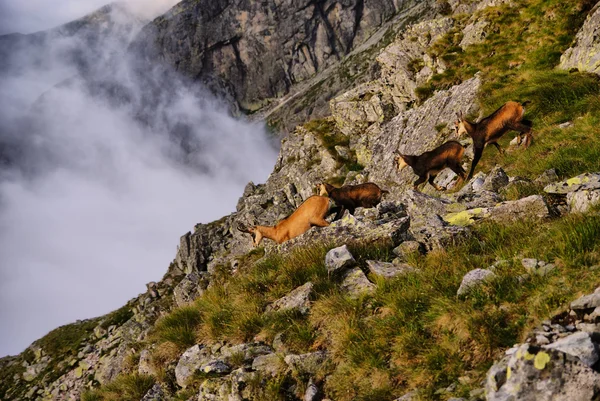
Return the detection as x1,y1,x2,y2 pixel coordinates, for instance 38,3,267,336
200,360,231,375
543,332,599,367
534,169,559,186
445,195,550,226
173,271,209,307
138,349,154,376
340,267,376,297
284,351,327,375
460,18,490,49
560,5,600,74
571,288,600,310
393,241,423,260
486,344,600,401
219,343,273,362
394,390,418,400
457,269,496,296
251,353,284,377
325,245,357,275
544,172,600,195
567,189,600,213
304,378,321,401
481,166,509,192
140,383,165,401
175,345,212,388
366,260,415,279
521,259,555,276
266,282,314,314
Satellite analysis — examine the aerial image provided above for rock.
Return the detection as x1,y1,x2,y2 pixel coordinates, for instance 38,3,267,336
251,354,285,377
266,282,314,314
366,260,415,279
173,271,209,307
534,169,559,186
486,344,600,401
457,269,496,297
138,349,154,376
304,378,321,401
544,172,600,195
284,352,327,375
460,18,491,49
543,332,599,367
200,360,230,375
571,288,600,310
325,245,357,275
393,241,423,260
445,195,550,225
219,343,273,362
558,121,574,129
560,5,600,74
140,383,165,401
568,189,600,213
175,345,212,388
521,259,555,276
394,390,418,400
481,166,509,192
340,267,376,297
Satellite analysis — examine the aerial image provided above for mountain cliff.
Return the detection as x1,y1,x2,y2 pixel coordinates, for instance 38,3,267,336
3,0,600,400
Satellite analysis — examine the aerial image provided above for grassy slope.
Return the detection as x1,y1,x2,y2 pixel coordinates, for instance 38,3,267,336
85,0,600,400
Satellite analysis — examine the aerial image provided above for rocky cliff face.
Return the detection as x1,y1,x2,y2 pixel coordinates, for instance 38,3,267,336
130,0,431,115
4,0,600,400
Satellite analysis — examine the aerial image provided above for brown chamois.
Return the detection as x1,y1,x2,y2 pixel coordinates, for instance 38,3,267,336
454,101,532,179
237,195,331,246
316,182,388,220
394,140,467,191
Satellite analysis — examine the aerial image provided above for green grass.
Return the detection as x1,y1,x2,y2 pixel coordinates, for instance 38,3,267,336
81,374,155,401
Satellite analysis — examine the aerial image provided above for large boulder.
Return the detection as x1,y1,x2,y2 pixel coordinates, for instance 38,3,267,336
266,282,314,315
325,245,357,275
560,4,600,74
486,344,600,401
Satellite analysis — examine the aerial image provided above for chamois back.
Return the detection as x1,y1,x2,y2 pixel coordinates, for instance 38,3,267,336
317,182,387,219
395,141,467,191
237,195,331,246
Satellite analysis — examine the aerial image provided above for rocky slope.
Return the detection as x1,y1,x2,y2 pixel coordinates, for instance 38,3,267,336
3,0,600,400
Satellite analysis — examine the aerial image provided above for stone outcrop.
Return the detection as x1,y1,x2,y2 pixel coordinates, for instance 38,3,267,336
560,3,600,74
545,172,600,214
131,0,427,113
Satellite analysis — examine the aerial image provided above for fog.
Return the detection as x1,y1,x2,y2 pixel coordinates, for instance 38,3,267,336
0,1,278,356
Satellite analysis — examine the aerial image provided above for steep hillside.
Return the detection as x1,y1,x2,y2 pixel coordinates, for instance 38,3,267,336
3,0,600,400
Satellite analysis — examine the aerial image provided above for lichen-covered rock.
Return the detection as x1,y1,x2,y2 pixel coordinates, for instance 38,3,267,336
393,241,424,259
173,271,210,306
138,349,155,376
460,18,491,49
571,287,600,310
266,282,314,314
560,3,600,74
521,259,555,276
251,353,285,377
175,345,213,388
140,383,166,401
444,195,550,226
544,172,600,195
486,344,600,401
481,165,509,192
325,245,357,275
366,260,415,279
456,269,496,296
341,267,376,297
543,332,599,367
284,351,328,375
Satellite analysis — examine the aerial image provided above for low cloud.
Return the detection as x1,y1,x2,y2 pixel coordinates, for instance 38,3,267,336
0,1,278,356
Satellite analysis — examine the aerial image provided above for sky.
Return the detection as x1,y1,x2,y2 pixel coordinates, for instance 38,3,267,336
0,0,180,34
0,0,279,356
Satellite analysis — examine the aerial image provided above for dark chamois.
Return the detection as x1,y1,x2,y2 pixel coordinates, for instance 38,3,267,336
394,141,467,191
237,195,331,246
317,182,388,220
454,101,532,179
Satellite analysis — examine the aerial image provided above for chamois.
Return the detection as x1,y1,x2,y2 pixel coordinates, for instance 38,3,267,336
237,195,331,246
394,141,467,191
316,182,388,220
454,101,532,179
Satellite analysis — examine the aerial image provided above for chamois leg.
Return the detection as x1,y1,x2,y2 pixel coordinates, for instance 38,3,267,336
413,175,428,192
449,163,467,186
310,217,330,227
467,146,484,180
491,142,505,155
428,174,444,191
509,122,533,148
334,205,346,221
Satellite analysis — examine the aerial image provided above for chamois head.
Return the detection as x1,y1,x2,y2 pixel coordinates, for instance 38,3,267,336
454,111,473,138
237,222,263,247
316,183,334,197
394,152,408,171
